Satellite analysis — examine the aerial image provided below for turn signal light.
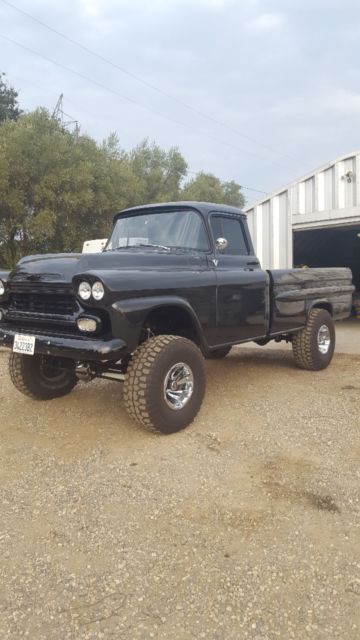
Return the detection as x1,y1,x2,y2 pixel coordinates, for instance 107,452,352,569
77,317,97,333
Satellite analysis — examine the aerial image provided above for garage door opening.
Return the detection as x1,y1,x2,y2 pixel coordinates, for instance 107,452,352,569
293,225,360,300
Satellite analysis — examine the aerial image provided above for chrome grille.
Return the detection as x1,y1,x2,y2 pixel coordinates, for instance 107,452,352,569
4,282,108,338
9,292,77,316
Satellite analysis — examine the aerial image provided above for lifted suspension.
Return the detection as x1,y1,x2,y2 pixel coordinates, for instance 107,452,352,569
75,357,130,383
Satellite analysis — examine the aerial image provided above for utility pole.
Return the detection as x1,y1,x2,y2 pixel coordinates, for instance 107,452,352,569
52,94,79,134
52,93,64,123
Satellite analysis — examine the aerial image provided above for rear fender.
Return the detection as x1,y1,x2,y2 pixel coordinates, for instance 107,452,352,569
307,299,333,316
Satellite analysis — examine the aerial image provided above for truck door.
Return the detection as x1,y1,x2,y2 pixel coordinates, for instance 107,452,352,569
210,214,268,344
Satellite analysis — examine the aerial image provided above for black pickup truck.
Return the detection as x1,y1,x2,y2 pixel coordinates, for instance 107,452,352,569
0,202,354,433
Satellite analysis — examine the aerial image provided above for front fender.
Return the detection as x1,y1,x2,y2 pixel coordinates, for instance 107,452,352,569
111,295,206,351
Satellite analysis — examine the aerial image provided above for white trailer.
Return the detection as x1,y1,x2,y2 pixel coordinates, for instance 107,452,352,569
82,238,107,253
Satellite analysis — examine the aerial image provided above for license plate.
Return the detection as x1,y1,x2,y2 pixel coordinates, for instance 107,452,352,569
13,334,36,356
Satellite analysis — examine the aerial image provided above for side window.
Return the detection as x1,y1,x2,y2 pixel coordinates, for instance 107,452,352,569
211,216,249,256
210,217,222,241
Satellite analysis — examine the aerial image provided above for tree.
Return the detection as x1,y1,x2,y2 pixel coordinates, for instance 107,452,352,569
0,110,121,265
0,114,189,266
181,172,245,208
0,72,22,122
127,140,188,204
223,180,246,208
0,105,245,268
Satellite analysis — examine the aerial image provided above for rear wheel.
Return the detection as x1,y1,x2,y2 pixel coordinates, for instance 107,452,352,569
292,309,335,371
123,335,205,434
9,353,78,400
205,346,232,359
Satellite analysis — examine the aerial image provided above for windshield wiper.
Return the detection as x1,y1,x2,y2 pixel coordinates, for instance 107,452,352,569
111,246,133,251
167,246,200,253
137,243,170,251
111,244,168,251
111,243,194,252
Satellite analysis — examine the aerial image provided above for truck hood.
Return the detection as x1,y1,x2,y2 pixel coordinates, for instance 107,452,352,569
9,249,208,284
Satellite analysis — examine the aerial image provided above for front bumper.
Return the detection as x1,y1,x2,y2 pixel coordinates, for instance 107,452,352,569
0,327,127,361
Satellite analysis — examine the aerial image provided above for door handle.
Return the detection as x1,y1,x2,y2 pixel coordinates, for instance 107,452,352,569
246,260,260,266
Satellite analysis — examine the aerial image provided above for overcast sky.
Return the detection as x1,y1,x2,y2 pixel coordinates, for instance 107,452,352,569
1,0,360,204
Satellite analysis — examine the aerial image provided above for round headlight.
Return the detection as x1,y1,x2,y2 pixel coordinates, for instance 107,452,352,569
78,281,92,301
92,281,105,301
0,280,5,297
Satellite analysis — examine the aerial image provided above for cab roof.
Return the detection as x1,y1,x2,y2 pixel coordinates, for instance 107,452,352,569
113,201,245,224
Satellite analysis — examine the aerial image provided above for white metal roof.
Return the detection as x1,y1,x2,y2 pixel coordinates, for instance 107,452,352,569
245,150,360,210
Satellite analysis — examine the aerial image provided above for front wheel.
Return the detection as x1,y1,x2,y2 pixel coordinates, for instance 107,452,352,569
123,335,205,434
9,353,78,400
292,309,335,371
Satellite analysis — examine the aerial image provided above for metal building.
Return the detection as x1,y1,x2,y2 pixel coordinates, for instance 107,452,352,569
245,151,360,296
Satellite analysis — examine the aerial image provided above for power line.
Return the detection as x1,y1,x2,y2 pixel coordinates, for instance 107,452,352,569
0,31,288,172
241,186,269,195
186,170,269,195
1,35,270,196
0,39,271,196
232,184,269,195
1,0,304,168
0,44,269,196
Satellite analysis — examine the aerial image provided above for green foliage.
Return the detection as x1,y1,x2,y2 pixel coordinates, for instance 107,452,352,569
0,72,22,122
0,91,245,267
0,110,120,265
181,172,245,208
128,140,188,204
223,180,246,208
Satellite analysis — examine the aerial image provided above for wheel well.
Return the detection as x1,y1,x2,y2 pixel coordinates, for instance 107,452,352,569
143,306,200,346
311,302,333,316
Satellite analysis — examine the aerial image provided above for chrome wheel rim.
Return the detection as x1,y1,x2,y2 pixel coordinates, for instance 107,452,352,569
317,324,331,354
164,362,194,410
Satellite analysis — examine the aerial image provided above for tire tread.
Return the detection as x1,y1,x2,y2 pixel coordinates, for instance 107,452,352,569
9,352,38,399
292,309,334,371
123,335,204,433
9,352,77,400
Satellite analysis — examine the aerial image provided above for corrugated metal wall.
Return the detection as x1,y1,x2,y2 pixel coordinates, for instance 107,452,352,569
246,191,292,269
245,151,360,269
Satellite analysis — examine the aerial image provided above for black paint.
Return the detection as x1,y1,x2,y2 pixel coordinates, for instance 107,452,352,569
0,202,355,360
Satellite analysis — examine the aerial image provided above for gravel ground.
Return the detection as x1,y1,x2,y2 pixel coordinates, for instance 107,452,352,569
0,345,360,639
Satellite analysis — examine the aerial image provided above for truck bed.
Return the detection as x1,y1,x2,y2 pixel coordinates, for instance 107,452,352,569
268,267,354,336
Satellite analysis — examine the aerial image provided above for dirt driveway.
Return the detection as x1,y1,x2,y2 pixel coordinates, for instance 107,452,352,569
0,344,359,639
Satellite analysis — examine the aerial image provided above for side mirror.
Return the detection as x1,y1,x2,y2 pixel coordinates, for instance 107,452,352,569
215,237,228,253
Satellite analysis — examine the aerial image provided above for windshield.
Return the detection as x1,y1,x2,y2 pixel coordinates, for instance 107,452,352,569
106,209,209,251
